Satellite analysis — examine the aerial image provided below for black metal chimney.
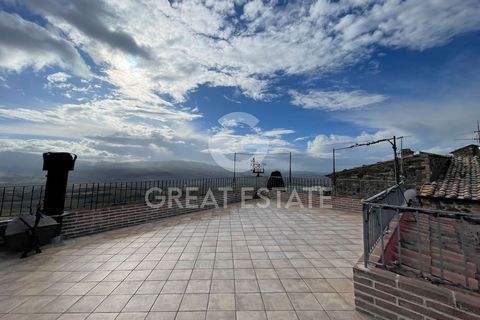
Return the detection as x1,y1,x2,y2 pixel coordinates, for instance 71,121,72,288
42,152,77,224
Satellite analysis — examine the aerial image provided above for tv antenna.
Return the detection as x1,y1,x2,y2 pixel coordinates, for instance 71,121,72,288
251,156,265,177
332,136,409,186
454,120,480,144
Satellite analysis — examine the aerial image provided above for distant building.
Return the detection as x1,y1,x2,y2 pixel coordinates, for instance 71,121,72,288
419,144,480,213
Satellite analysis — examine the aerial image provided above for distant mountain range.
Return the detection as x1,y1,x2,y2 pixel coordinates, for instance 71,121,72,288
0,151,325,185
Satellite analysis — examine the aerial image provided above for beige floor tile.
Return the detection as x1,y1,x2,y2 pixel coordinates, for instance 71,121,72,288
68,295,107,313
123,294,157,312
58,313,90,320
148,270,172,281
296,310,330,320
280,279,310,292
288,293,323,311
314,293,353,311
87,281,120,295
64,282,97,295
262,293,293,311
206,310,236,320
208,294,235,310
41,295,82,313
236,311,267,320
186,280,211,293
266,311,299,320
151,294,183,312
179,293,209,311
9,296,56,314
236,293,264,310
95,295,132,312
145,311,176,320
161,280,188,293
303,279,335,293
258,279,285,293
190,269,213,280
255,269,278,279
86,313,118,320
137,280,165,294
175,311,206,320
235,280,259,293
115,312,148,320
212,269,233,280
112,281,143,294
326,279,354,293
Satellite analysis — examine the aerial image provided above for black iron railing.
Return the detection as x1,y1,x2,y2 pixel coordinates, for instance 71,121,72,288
363,186,480,291
0,176,330,218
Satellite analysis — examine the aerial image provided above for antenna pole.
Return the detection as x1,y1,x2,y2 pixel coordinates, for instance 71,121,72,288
476,120,480,144
392,136,400,184
233,152,236,188
400,136,404,179
332,148,336,189
289,152,292,186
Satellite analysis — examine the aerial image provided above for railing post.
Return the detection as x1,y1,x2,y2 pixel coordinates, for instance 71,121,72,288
379,207,385,266
396,208,401,266
363,203,370,267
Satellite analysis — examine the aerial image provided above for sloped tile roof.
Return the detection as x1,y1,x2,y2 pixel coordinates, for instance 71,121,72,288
419,156,480,201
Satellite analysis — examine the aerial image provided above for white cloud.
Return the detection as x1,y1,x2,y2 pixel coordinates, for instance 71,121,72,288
1,0,480,164
263,129,295,137
289,89,388,111
7,0,479,102
307,130,399,160
0,12,90,78
46,72,71,83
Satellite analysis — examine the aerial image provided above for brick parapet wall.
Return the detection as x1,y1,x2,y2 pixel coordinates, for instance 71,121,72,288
354,264,480,320
267,189,329,208
62,190,252,238
331,196,362,212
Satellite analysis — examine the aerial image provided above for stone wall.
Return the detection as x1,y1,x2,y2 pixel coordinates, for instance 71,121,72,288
332,153,450,199
354,264,480,320
420,197,480,214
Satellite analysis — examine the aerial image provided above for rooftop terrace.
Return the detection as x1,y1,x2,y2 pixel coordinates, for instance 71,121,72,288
0,201,371,320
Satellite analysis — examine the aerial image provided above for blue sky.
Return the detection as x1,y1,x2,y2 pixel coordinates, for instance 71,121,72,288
1,0,480,173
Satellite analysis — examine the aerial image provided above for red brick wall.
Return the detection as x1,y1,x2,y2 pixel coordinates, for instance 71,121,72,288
354,264,480,320
62,190,248,238
268,190,330,208
331,196,362,212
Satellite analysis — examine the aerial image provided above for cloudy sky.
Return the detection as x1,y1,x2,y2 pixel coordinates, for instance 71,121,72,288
0,0,479,172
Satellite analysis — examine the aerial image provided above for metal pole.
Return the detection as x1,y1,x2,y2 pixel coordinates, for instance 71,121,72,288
392,136,400,184
332,148,336,193
233,152,236,190
400,136,404,179
289,152,292,186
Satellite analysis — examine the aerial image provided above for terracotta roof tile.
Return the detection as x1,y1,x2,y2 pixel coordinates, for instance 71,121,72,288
419,156,480,201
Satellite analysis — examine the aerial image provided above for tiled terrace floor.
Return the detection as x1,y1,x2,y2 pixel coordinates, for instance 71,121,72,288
0,201,372,320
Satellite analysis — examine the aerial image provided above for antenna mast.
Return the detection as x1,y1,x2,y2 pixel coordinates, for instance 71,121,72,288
475,120,480,144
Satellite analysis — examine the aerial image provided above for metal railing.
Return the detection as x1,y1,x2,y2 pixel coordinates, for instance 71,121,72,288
363,186,480,291
362,183,406,267
0,176,330,218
